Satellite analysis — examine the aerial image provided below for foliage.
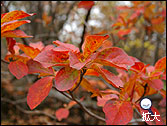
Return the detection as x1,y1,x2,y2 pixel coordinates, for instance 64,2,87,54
1,1,166,125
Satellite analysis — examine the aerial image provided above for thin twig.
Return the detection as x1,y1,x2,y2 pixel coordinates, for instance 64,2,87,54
1,58,9,64
79,7,92,52
52,87,105,122
1,97,57,120
69,91,105,122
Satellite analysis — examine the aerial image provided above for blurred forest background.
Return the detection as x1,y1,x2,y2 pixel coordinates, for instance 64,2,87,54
1,1,166,125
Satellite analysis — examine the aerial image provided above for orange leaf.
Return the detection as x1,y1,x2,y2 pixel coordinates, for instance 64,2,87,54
55,66,79,91
55,108,69,121
155,56,166,72
1,20,30,33
82,35,109,58
1,10,35,24
2,29,33,38
85,69,99,76
8,61,28,79
78,1,94,10
103,100,133,125
17,43,40,59
27,76,54,110
80,78,102,97
94,47,134,71
91,64,124,88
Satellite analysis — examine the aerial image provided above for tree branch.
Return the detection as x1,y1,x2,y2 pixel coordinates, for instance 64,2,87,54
68,91,105,122
52,86,105,122
79,8,92,52
1,97,57,120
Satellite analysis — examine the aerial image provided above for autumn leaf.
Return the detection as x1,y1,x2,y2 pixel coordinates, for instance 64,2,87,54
34,47,69,68
69,51,91,70
8,60,28,79
29,41,44,51
2,29,33,38
78,1,95,10
55,66,79,91
155,56,166,72
6,37,16,54
27,76,54,110
80,78,102,97
17,43,40,59
94,47,134,71
118,29,131,38
53,40,80,53
82,35,109,58
27,59,54,76
147,79,164,91
1,10,35,38
97,94,118,107
103,100,133,125
84,69,100,76
91,64,124,88
55,108,69,121
1,10,35,24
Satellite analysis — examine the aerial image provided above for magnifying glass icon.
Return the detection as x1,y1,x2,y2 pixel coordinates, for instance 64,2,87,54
140,97,154,115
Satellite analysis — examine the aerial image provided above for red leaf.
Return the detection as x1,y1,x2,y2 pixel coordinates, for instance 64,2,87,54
103,100,133,125
2,29,33,38
53,40,79,53
55,66,79,91
97,94,118,107
8,61,28,79
94,47,134,71
69,51,91,70
91,64,124,88
148,79,164,91
27,59,54,76
1,10,35,24
118,29,131,38
6,37,16,54
27,76,54,110
29,41,44,51
34,47,69,68
55,108,69,121
82,35,109,58
78,1,94,10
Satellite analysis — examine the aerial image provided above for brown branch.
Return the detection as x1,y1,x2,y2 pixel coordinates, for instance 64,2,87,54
68,91,105,122
1,97,57,120
52,87,105,122
79,8,92,52
1,58,9,64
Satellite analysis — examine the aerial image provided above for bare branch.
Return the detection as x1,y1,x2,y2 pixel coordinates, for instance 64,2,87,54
1,97,57,120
